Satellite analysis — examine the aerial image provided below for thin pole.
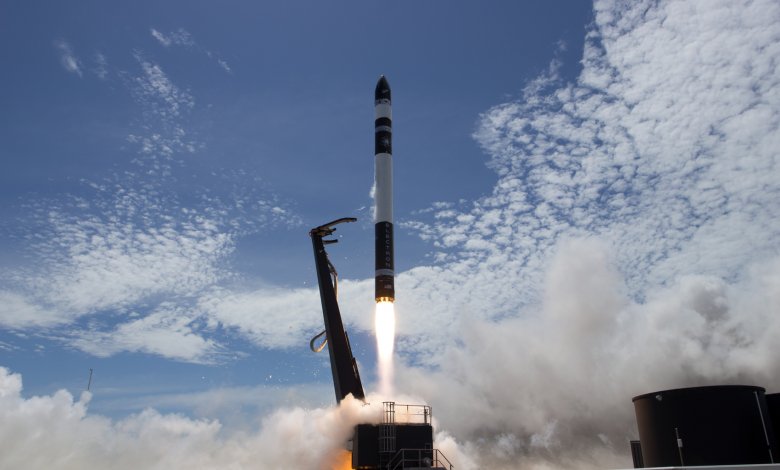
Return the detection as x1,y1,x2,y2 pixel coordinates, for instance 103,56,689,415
675,427,685,466
755,391,775,463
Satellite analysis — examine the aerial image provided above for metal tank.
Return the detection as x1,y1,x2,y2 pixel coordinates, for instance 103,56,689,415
767,393,780,449
632,385,778,467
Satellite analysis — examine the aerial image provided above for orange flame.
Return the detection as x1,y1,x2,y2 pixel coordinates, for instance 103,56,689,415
324,449,352,470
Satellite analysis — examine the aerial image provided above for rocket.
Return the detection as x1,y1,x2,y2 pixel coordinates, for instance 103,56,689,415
374,75,394,303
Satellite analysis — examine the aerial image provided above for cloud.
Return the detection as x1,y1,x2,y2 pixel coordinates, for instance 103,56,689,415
2,187,240,360
70,304,222,363
93,52,108,79
6,171,297,360
0,366,391,470
1,50,295,361
199,278,374,351
397,243,780,469
37,207,232,314
150,28,195,48
199,287,322,350
150,28,232,73
92,382,336,429
217,59,232,73
53,40,82,76
0,291,64,328
132,54,195,120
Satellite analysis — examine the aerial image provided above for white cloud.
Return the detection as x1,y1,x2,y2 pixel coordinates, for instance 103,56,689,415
198,277,373,350
93,52,108,79
133,55,195,119
71,304,221,363
1,192,240,360
1,43,294,361
0,291,65,328
6,178,298,360
150,28,232,74
150,28,171,47
217,59,232,73
150,28,172,47
199,287,322,349
53,40,82,76
0,367,391,470
122,53,200,163
397,243,780,469
33,206,233,315
150,28,194,48
93,382,336,428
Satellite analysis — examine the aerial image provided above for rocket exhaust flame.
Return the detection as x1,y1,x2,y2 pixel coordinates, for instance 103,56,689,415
327,449,353,470
375,300,395,396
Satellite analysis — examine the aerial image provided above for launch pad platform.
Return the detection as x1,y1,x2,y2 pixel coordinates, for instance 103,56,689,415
352,402,453,469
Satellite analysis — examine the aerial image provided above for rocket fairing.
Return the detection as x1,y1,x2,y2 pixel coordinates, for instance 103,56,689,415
374,76,394,303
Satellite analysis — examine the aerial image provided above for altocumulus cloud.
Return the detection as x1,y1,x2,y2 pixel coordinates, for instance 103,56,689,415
1,45,293,362
150,27,232,73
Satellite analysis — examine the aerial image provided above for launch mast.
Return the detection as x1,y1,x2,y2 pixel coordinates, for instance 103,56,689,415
309,218,365,403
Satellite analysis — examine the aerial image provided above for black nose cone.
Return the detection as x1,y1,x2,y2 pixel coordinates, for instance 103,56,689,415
375,75,391,101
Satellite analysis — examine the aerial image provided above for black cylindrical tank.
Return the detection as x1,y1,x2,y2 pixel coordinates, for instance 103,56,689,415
633,385,777,467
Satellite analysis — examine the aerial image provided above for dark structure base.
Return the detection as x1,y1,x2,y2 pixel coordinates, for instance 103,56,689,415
352,423,434,469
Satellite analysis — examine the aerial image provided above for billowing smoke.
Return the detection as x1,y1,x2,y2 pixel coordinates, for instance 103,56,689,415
396,242,780,469
0,366,384,470
0,367,480,470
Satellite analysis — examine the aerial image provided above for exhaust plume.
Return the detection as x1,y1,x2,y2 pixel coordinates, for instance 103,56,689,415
375,300,396,396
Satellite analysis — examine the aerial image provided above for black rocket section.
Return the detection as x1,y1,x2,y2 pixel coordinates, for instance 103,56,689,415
374,222,394,300
374,76,392,154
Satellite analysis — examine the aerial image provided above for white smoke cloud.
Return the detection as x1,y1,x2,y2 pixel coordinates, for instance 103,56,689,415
0,366,384,470
397,242,780,469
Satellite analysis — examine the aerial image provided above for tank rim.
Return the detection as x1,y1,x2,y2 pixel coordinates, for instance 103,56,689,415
632,384,766,402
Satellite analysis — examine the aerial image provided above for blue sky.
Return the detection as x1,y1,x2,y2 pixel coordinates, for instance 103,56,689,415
2,1,779,469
